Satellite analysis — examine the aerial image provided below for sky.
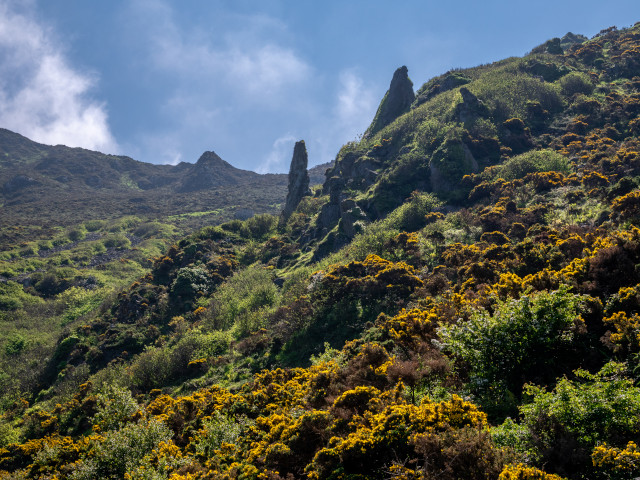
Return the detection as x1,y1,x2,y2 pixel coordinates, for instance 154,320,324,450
0,1,639,173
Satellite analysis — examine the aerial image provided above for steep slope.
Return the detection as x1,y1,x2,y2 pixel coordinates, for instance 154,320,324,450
3,22,640,480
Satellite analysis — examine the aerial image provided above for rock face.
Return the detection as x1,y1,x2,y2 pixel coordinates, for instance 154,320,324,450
455,88,490,124
281,140,311,220
365,66,415,138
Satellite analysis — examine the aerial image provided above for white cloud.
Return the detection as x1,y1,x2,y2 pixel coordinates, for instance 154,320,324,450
257,134,297,174
335,70,377,138
0,0,117,152
132,0,311,105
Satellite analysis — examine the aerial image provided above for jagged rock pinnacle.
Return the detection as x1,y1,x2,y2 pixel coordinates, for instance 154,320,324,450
365,66,415,137
281,140,311,220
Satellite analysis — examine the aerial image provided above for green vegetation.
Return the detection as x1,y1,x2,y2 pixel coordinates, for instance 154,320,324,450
3,21,640,480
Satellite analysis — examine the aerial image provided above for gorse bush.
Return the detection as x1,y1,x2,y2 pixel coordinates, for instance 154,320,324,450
5,21,640,480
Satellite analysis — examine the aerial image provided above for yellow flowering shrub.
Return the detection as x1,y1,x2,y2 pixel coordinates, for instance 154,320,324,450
499,463,566,479
592,441,640,479
307,395,487,479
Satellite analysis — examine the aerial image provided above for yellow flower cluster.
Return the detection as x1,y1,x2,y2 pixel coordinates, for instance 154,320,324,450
499,463,566,479
592,441,640,477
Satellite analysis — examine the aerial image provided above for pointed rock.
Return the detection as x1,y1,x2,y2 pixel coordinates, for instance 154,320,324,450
365,66,415,138
282,140,311,220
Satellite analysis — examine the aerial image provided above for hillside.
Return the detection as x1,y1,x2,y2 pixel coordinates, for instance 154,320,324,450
2,22,640,480
0,128,289,246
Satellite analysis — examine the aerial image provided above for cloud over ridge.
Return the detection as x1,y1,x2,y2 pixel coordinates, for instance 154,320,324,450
0,0,117,152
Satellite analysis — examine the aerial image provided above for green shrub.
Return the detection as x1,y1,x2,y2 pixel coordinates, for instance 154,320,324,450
170,265,211,302
472,67,563,121
494,362,640,476
70,418,172,480
188,330,232,357
4,333,27,356
129,347,172,391
346,222,400,261
0,295,23,311
84,220,105,232
244,214,278,239
385,191,443,232
206,266,278,333
68,228,86,242
193,411,253,457
485,149,571,180
133,221,174,239
34,272,71,297
102,234,131,249
437,288,585,404
106,216,141,233
0,421,19,448
93,385,140,431
558,71,594,97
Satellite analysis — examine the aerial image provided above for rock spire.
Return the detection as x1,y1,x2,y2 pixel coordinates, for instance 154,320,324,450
365,66,415,137
281,140,311,220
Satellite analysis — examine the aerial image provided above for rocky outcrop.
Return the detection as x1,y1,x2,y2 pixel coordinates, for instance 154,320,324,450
455,88,490,124
281,140,311,220
365,66,415,138
413,72,471,108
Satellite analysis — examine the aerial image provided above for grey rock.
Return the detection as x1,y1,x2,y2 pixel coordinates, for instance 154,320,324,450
365,66,415,137
339,199,367,238
282,140,311,220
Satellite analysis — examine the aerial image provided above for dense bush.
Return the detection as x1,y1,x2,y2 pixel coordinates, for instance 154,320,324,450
558,71,595,97
485,149,571,180
437,288,585,412
70,418,172,480
494,362,640,478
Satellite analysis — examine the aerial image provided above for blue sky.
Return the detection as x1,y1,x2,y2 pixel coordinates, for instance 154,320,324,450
0,1,639,172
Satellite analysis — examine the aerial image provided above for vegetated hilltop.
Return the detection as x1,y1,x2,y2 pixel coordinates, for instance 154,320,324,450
0,129,289,245
3,22,640,480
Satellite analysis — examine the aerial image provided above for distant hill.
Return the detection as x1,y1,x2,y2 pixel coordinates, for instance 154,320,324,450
308,160,333,185
0,128,289,242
